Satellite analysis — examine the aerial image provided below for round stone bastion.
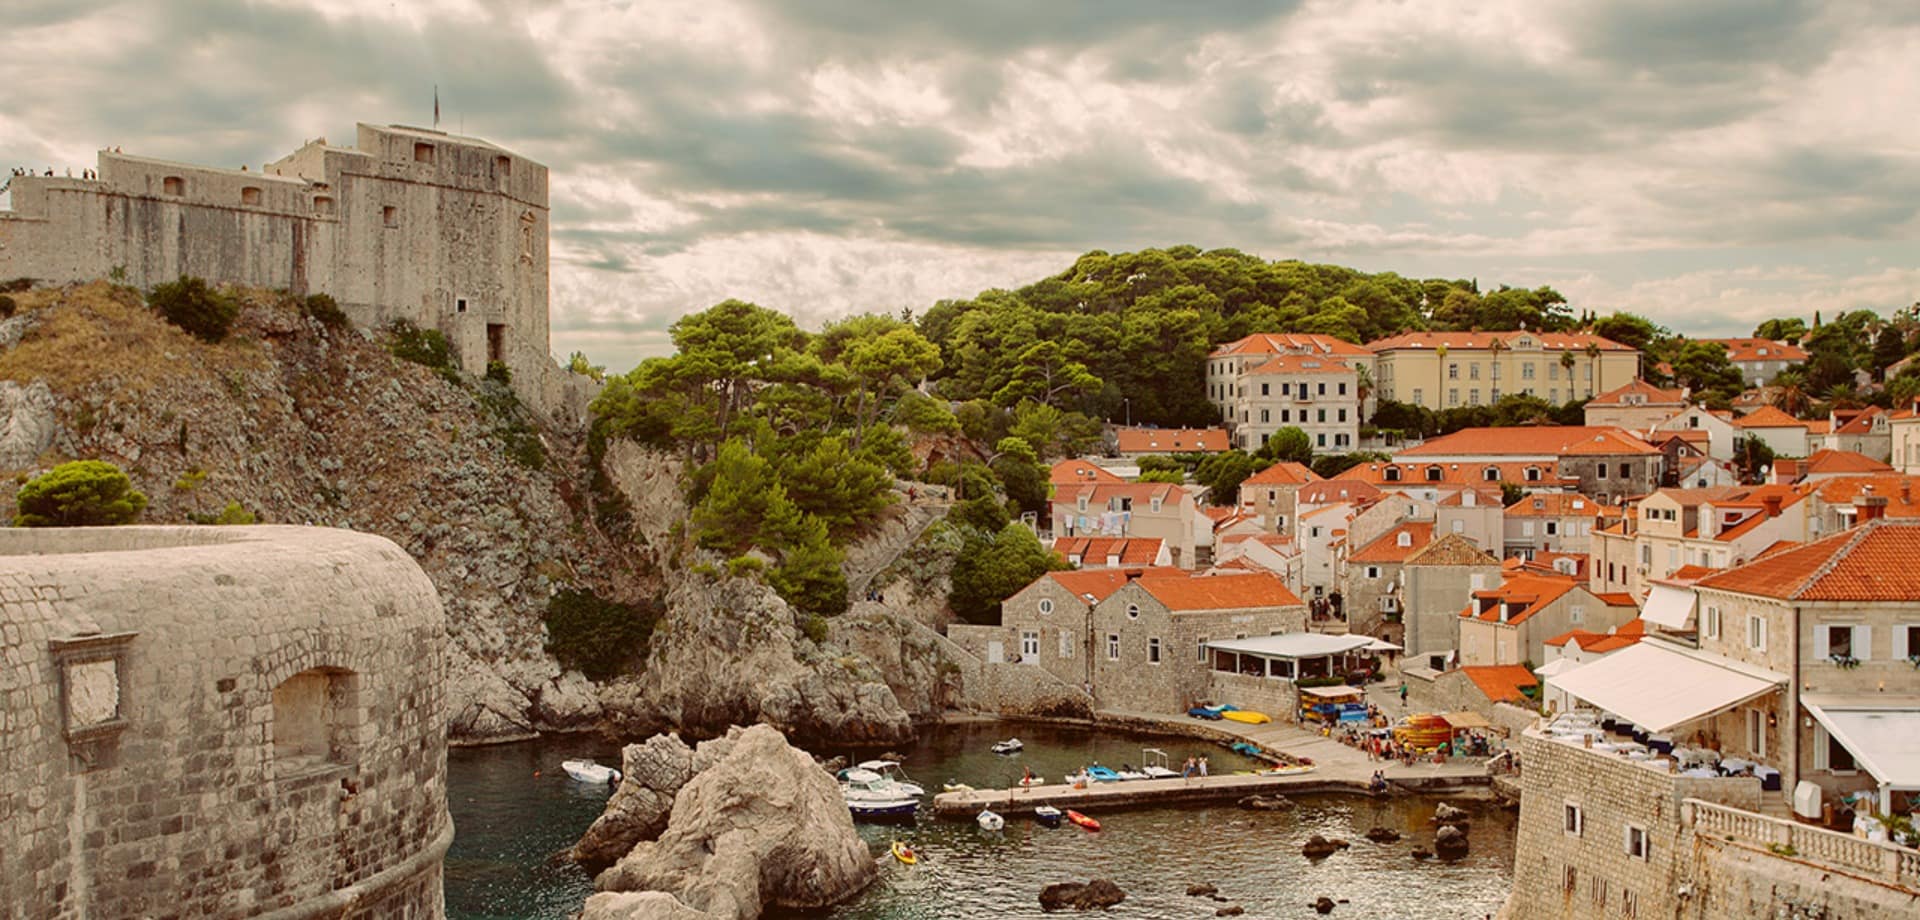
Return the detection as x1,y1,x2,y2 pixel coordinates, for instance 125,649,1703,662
0,525,450,920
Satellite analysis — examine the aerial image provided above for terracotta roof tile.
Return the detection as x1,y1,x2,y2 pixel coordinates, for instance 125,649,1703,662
1695,519,1920,601
1802,449,1894,476
1051,459,1124,487
1732,406,1804,429
1297,480,1382,504
1350,522,1437,564
1041,568,1183,604
1055,482,1189,504
1243,354,1355,375
1404,533,1501,567
1134,571,1305,611
1364,331,1634,352
1397,426,1660,457
1210,333,1373,358
1461,665,1540,704
1460,572,1580,625
1587,379,1687,407
1507,493,1596,516
1051,537,1166,566
1114,427,1229,453
1244,461,1320,486
1706,337,1808,362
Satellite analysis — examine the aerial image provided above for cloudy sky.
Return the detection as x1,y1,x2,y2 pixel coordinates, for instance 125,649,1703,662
4,0,1917,373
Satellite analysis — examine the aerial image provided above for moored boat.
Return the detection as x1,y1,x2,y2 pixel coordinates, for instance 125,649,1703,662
1221,709,1271,724
561,759,621,785
1114,765,1148,781
848,797,919,820
977,808,1005,831
852,760,926,796
1140,748,1178,779
1017,774,1046,787
1034,805,1063,827
991,738,1023,754
1085,765,1120,782
942,781,975,793
1065,809,1100,831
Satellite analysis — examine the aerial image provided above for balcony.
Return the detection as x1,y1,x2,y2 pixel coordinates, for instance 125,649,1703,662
1686,799,1920,888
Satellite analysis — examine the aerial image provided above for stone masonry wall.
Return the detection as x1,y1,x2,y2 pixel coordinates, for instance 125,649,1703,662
0,526,449,920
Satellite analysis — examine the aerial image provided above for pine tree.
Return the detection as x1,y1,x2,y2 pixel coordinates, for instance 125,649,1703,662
769,513,849,617
691,439,774,553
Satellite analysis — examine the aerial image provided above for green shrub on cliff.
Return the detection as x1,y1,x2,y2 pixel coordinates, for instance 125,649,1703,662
300,292,350,329
149,275,239,343
543,589,657,681
14,460,148,527
769,513,849,618
948,521,1066,625
386,320,457,379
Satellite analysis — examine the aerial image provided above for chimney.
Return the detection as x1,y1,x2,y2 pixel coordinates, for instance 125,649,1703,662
1855,495,1888,524
1761,493,1782,517
1903,479,1912,507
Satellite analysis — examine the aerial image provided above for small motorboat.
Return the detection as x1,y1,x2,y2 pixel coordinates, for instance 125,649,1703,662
991,738,1024,754
1062,770,1090,788
977,808,1005,831
561,759,621,785
1114,765,1148,781
851,760,927,796
848,797,919,821
1034,805,1063,827
1187,706,1223,720
1085,765,1120,783
1065,809,1100,831
1140,748,1178,779
1229,742,1261,756
1017,773,1046,787
890,840,917,865
1221,709,1271,725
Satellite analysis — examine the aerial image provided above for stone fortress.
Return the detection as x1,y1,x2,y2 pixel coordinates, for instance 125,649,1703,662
0,123,582,415
0,526,450,919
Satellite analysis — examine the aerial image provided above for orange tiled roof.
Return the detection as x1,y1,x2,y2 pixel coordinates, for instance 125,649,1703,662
1334,460,1565,488
1695,519,1920,601
1350,522,1437,564
1507,493,1596,516
1055,482,1190,505
1545,621,1645,652
1733,406,1804,429
1210,333,1373,358
1460,572,1581,625
1809,475,1920,517
1591,592,1637,607
1707,337,1808,363
1805,419,1832,436
1051,459,1125,487
1802,449,1894,476
1297,480,1382,504
1243,354,1355,376
1244,461,1320,486
1114,427,1229,454
1826,408,1883,436
1397,426,1659,458
1587,379,1687,407
1461,665,1539,704
1364,331,1634,353
1052,537,1166,566
1040,568,1183,604
1134,571,1305,611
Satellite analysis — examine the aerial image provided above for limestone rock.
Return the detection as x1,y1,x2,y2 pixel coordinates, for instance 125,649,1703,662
0,380,58,469
573,733,697,871
1434,824,1469,857
1238,794,1294,811
1314,896,1336,914
1432,802,1468,824
581,891,715,919
1411,848,1434,860
1038,879,1127,912
1301,836,1350,859
594,725,874,919
1216,906,1244,917
1186,883,1219,897
534,668,605,728
1363,827,1401,843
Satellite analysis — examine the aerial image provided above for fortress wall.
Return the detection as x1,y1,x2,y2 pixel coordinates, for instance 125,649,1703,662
0,525,450,920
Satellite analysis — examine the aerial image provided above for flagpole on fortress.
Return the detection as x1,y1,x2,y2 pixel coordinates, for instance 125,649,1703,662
433,85,440,129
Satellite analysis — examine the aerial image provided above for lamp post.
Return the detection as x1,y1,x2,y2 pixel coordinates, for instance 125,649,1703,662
1124,398,1131,427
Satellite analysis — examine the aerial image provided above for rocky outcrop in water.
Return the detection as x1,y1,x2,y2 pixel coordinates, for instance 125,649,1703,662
1434,824,1469,858
1301,835,1350,859
587,724,874,919
573,733,699,871
1038,879,1127,912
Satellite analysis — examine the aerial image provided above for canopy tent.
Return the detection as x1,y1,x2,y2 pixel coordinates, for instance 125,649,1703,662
1801,698,1920,813
1300,685,1365,702
1639,583,1697,630
1207,634,1373,682
1363,637,1403,652
1547,640,1785,734
1443,711,1492,730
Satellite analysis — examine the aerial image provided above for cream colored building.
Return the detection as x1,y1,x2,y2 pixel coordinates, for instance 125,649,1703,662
1366,330,1639,410
1457,571,1638,668
1051,481,1207,567
1890,402,1920,474
1205,334,1372,453
1398,534,1503,662
1588,485,1807,601
1582,379,1686,432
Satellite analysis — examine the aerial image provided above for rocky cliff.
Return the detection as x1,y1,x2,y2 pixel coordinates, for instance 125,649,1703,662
0,283,958,745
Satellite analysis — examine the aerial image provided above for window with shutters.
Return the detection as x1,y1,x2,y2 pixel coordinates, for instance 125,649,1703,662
1624,824,1649,860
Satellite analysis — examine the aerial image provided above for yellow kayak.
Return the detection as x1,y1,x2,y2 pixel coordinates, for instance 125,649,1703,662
890,841,917,865
1222,709,1271,724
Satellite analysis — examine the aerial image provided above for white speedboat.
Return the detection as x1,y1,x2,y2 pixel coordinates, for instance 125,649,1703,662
977,808,1005,831
561,759,621,785
842,768,921,802
1017,774,1046,787
853,760,927,796
1140,748,1179,779
1034,805,1063,827
991,738,1023,754
1114,765,1148,781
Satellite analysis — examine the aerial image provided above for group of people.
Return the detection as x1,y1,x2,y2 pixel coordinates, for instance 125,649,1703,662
8,167,98,179
1180,755,1210,779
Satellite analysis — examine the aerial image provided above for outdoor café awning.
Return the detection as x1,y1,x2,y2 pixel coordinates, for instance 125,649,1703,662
1639,583,1696,630
1443,711,1492,730
1207,633,1373,659
1547,640,1785,734
1362,637,1403,652
1801,698,1920,789
1534,657,1581,679
1300,685,1365,702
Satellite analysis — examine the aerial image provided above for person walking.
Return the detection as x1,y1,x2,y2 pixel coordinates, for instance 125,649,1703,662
1398,682,1408,706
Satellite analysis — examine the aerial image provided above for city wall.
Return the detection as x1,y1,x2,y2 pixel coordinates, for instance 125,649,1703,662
0,525,450,919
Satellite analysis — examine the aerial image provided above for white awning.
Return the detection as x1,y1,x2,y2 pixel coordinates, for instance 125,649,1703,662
1547,641,1785,733
1640,583,1696,630
1363,638,1403,652
1534,657,1581,679
1207,633,1373,659
1802,698,1920,789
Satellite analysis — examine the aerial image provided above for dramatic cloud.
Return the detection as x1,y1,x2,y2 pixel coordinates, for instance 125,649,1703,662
2,0,1915,373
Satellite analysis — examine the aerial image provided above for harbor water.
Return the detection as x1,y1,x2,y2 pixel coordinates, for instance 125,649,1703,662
447,722,1515,919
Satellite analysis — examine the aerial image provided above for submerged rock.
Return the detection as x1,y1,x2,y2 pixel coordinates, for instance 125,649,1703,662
1216,906,1245,917
1411,848,1434,860
1363,827,1401,843
1314,896,1336,914
1435,824,1469,858
1186,883,1219,897
1301,835,1350,859
1237,794,1294,811
1038,879,1128,912
1433,802,1469,824
588,724,875,919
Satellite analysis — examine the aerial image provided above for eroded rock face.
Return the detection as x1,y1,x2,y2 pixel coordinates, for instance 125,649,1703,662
580,891,714,920
573,733,697,871
635,572,913,748
591,724,875,919
0,380,57,469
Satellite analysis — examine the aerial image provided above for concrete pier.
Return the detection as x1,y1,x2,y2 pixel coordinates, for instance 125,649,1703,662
933,769,1486,817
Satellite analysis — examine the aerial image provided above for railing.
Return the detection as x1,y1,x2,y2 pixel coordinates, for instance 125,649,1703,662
1686,799,1918,889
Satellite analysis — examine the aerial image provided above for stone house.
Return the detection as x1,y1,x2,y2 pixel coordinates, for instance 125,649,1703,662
1800,476,1920,539
1342,521,1433,638
1707,336,1808,387
1582,379,1687,432
1502,492,1598,558
1366,330,1639,410
1398,534,1503,664
1819,408,1890,461
1587,484,1807,601
1392,426,1664,505
1090,572,1308,713
1051,481,1206,567
0,526,450,920
1732,405,1809,458
1650,404,1740,461
991,568,1179,690
1457,570,1638,669
1235,460,1319,534
1205,333,1377,443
